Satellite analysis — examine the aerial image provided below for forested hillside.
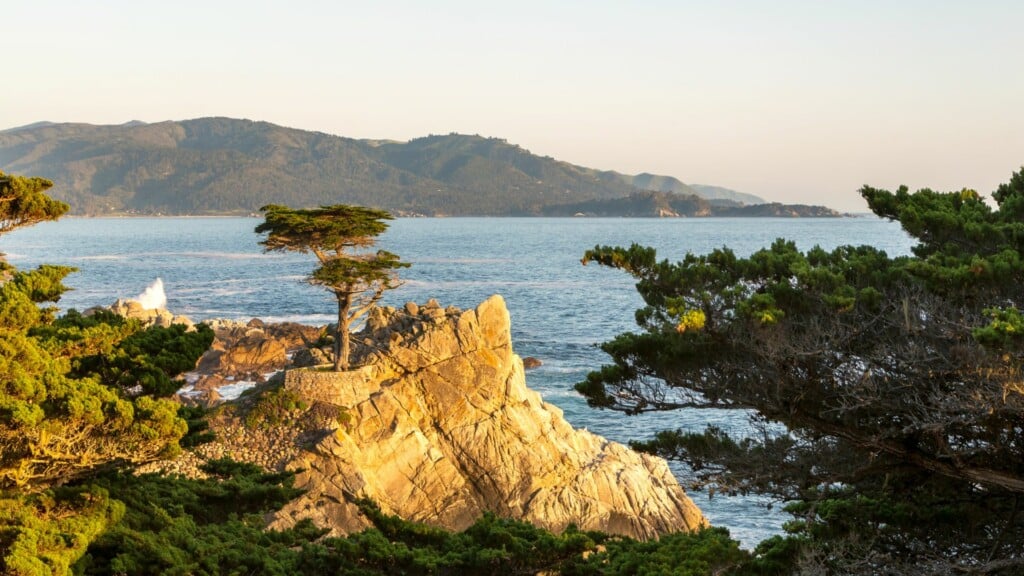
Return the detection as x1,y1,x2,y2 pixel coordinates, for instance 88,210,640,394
0,118,770,216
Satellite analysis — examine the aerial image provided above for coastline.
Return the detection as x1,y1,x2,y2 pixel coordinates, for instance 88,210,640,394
65,212,862,219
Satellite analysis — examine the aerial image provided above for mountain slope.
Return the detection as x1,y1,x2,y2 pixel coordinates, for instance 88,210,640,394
0,117,775,215
690,183,765,204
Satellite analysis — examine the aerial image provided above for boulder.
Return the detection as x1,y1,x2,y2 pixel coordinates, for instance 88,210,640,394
292,347,331,368
217,335,288,374
188,320,325,401
149,296,706,540
105,298,192,328
522,356,543,369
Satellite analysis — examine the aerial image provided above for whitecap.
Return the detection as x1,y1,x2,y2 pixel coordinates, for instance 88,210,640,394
76,254,128,261
217,381,258,401
136,278,167,310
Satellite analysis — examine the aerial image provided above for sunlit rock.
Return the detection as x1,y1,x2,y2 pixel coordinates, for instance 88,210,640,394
269,295,706,539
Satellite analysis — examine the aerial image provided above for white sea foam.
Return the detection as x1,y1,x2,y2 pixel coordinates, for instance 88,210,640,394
136,278,167,310
177,251,274,260
77,255,128,261
259,314,334,325
217,381,257,401
207,287,255,297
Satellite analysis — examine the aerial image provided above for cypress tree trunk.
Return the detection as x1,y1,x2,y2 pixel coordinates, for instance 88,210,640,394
335,292,353,371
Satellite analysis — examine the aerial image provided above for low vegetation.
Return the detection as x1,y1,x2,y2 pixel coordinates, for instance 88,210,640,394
69,459,779,576
243,385,307,429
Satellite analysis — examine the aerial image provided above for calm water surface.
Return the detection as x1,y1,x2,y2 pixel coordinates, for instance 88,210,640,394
4,216,914,547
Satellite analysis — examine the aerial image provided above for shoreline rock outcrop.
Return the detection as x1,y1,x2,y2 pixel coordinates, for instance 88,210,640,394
96,297,322,404
137,295,706,540
269,295,705,539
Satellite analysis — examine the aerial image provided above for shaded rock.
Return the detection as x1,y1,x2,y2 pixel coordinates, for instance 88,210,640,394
202,388,222,408
230,336,287,370
197,334,286,377
264,322,324,351
188,320,325,403
292,347,331,368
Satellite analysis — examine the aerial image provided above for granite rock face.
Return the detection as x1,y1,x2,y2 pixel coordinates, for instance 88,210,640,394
269,295,706,540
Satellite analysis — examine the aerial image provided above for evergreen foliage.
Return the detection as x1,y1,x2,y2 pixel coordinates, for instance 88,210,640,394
0,171,68,240
0,272,195,494
0,171,211,573
0,486,122,576
579,168,1024,573
34,310,214,397
256,204,408,370
72,460,764,576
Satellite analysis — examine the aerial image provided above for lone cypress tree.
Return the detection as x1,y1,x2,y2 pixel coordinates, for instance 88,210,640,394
256,204,408,371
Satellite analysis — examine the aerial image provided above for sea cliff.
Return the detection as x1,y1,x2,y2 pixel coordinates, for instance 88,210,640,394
140,295,706,540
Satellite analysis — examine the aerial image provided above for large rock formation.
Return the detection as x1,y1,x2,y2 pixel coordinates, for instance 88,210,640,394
268,295,706,539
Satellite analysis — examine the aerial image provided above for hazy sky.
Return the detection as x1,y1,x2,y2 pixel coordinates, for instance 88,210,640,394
4,0,1022,211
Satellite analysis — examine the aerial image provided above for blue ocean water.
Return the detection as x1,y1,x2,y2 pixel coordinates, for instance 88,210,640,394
4,216,914,547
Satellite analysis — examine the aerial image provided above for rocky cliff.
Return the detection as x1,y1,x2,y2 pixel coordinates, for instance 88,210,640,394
144,295,706,540
269,295,705,539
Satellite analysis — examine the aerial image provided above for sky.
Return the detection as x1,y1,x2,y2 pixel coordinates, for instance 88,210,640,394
4,0,1023,211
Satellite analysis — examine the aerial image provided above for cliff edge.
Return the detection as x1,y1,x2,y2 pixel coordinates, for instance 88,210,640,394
140,295,706,540
267,295,705,539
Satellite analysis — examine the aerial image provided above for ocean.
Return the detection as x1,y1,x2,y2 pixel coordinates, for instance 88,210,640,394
3,215,914,547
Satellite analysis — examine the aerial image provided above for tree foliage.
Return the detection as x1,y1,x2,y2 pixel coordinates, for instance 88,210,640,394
256,204,408,370
0,171,211,573
580,168,1024,573
0,271,211,493
71,459,766,576
0,171,68,243
36,310,214,397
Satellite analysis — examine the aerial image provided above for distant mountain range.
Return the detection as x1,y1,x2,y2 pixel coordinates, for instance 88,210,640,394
0,117,836,217
541,190,841,218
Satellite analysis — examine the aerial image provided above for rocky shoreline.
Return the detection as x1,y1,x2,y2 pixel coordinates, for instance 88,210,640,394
118,295,706,540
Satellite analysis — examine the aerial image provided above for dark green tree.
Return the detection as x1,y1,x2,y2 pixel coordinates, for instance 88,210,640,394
0,172,211,573
0,171,68,236
580,169,1024,573
0,171,69,275
256,204,408,370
